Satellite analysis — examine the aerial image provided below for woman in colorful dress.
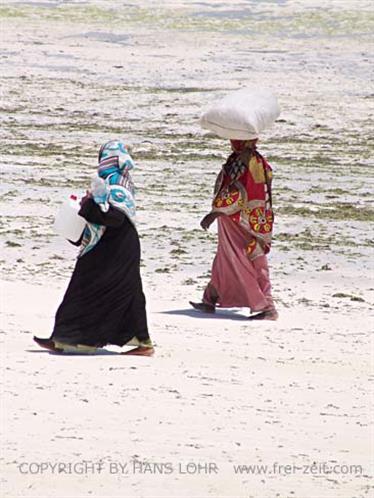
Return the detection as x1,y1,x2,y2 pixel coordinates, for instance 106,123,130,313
190,138,278,320
34,140,154,355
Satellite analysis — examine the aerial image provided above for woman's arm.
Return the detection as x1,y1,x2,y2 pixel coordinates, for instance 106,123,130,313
78,198,126,227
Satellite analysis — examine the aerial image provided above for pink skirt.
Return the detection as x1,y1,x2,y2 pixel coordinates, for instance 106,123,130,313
203,216,274,312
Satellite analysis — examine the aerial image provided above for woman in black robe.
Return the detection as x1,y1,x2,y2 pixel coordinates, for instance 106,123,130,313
34,141,153,356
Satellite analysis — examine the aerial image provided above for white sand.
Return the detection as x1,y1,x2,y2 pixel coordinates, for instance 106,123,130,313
2,264,373,498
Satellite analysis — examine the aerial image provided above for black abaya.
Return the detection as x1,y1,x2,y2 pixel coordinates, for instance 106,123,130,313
51,198,149,347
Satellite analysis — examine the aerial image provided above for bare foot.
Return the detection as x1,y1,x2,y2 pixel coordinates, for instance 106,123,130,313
189,301,216,313
33,336,63,353
121,346,155,357
248,310,279,321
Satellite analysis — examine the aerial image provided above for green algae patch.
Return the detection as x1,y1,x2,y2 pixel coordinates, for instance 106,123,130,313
0,6,27,18
332,293,365,302
278,203,374,222
2,4,372,39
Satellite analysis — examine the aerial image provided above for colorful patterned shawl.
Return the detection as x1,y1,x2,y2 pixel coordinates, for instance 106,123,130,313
79,141,136,257
211,147,273,260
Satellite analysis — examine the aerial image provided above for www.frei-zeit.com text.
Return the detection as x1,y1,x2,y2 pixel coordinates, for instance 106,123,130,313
17,461,364,476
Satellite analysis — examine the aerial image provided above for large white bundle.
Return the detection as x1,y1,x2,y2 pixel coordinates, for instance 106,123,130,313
199,87,280,140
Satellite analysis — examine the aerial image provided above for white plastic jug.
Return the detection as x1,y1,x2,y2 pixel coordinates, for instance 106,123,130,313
53,195,86,242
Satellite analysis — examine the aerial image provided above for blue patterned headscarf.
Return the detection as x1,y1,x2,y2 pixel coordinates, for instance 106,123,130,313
79,140,136,257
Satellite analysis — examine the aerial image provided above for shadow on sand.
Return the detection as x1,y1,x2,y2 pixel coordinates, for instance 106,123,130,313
158,308,249,321
25,348,121,356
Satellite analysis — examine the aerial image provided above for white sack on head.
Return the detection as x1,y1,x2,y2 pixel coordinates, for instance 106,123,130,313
199,87,280,140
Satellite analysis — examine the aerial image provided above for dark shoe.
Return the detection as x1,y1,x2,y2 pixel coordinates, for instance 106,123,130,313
33,336,63,352
189,301,215,313
248,310,279,321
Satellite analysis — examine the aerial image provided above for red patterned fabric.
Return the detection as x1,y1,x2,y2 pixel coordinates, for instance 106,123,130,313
203,216,275,311
212,147,273,260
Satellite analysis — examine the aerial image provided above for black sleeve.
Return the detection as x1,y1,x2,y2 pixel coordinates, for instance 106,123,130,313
68,235,83,246
78,198,126,227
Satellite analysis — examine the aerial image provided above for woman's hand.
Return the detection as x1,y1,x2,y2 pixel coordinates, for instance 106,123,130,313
200,212,219,231
80,190,92,206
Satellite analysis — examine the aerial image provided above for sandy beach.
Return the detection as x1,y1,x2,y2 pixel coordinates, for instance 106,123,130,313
1,1,373,497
